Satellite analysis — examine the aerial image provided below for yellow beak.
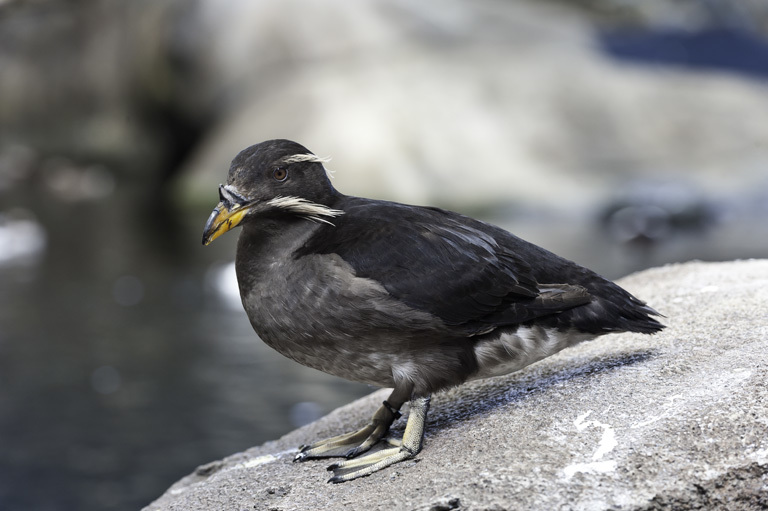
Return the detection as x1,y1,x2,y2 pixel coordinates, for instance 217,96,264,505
202,202,250,245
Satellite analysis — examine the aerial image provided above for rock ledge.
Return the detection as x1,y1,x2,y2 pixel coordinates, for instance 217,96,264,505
145,260,768,511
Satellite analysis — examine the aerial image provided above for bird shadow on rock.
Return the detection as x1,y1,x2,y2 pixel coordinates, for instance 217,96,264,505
416,348,661,437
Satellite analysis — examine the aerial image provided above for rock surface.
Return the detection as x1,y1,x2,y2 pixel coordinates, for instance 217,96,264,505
145,260,768,511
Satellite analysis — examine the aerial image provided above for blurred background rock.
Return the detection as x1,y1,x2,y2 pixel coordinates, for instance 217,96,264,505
0,0,766,510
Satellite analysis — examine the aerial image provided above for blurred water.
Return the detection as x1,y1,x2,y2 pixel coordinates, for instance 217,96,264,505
0,177,766,511
0,186,372,511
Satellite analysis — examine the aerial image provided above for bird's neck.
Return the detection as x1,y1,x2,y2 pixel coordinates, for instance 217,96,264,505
234,217,325,290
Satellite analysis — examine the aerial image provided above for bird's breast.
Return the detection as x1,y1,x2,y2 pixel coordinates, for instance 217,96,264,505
236,250,452,387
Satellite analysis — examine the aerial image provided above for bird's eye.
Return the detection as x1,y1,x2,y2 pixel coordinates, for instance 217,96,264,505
273,167,288,181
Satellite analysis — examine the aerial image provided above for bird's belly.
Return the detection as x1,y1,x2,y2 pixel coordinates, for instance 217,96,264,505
471,326,594,380
241,285,437,389
238,252,454,389
257,330,400,387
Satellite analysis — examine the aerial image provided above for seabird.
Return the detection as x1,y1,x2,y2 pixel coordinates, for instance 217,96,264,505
201,139,665,483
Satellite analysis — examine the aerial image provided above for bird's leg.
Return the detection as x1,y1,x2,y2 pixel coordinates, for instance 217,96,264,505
326,395,431,483
294,388,409,462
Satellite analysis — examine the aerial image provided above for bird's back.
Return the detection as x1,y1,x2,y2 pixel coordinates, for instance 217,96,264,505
298,195,664,337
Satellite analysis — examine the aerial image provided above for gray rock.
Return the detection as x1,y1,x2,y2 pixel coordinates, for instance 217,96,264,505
144,259,768,510
175,0,768,210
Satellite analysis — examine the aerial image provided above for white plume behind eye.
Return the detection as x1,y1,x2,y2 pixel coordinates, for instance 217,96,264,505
266,195,344,225
278,153,335,179
278,153,331,165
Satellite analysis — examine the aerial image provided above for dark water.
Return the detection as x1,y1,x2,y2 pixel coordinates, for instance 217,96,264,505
0,179,766,511
0,184,372,511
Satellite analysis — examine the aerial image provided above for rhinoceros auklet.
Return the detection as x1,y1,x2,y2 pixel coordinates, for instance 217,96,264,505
201,139,664,483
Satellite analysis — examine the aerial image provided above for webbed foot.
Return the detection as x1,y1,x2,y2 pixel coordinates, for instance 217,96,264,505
294,399,401,461
324,396,431,483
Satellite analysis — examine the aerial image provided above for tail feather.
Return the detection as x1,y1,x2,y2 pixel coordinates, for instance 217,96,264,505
611,296,666,334
584,291,665,334
531,282,666,335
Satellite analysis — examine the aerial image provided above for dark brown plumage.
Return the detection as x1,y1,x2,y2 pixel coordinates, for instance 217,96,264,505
202,139,664,482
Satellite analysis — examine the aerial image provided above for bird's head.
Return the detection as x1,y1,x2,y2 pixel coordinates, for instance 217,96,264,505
202,139,343,245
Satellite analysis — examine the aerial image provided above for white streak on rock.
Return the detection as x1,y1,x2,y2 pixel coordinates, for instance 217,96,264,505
573,411,617,460
749,448,768,465
563,411,618,479
563,460,618,480
227,449,297,472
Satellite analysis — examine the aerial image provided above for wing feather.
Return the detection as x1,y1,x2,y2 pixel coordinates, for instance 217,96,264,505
295,198,591,333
